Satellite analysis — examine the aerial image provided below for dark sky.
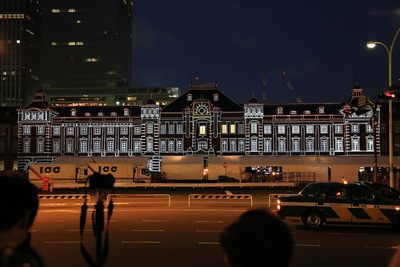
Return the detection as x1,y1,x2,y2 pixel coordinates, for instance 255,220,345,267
132,1,400,105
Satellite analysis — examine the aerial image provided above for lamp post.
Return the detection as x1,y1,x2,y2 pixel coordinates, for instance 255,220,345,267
367,27,400,188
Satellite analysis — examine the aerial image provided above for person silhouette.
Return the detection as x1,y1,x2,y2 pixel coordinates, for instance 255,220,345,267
0,170,43,267
220,209,294,267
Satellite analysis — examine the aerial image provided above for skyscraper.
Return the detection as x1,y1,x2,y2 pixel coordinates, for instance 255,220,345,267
40,0,133,89
0,0,41,106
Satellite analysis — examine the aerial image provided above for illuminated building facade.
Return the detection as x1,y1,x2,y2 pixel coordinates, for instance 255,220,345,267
16,83,395,182
40,0,133,89
0,0,41,106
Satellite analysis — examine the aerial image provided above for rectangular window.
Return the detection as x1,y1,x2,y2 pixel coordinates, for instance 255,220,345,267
168,124,175,134
351,137,360,151
120,127,128,135
23,139,30,153
306,138,314,152
292,139,300,152
67,127,74,135
80,127,88,135
320,125,328,134
160,124,167,134
134,140,141,152
37,126,45,135
93,140,101,152
335,125,343,134
264,139,272,152
66,139,74,152
277,125,285,134
238,139,245,152
107,127,114,135
177,140,183,152
250,122,258,134
53,126,60,136
160,140,166,152
278,139,286,152
176,124,183,134
199,125,206,135
120,140,128,152
222,124,228,134
334,137,343,152
366,138,374,152
292,126,300,134
23,126,31,135
53,140,60,153
94,127,101,135
222,139,228,152
238,124,244,134
168,140,174,152
107,140,114,152
36,140,44,153
320,138,329,152
230,124,236,134
306,125,314,134
80,140,88,153
230,139,236,152
263,125,272,134
251,138,257,151
134,126,141,135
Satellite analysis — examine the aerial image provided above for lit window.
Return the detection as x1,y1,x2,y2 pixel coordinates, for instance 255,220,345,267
52,9,60,13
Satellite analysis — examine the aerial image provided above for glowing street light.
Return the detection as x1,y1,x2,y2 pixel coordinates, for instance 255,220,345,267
367,27,400,189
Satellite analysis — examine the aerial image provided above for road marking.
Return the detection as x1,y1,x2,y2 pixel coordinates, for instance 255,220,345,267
121,241,161,244
195,220,223,223
131,229,165,232
295,244,321,247
196,230,222,233
44,241,80,244
198,241,220,245
141,219,169,223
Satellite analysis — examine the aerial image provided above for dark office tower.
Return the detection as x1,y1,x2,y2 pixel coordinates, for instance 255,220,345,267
0,0,41,106
41,0,133,89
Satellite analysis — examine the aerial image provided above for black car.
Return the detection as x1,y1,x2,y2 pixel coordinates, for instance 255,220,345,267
277,182,400,229
361,182,400,200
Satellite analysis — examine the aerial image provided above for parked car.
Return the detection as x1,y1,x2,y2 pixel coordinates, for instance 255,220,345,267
360,181,400,200
277,182,400,229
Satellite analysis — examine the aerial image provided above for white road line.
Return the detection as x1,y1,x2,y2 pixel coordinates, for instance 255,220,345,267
196,230,222,233
121,241,161,244
44,241,81,244
141,220,169,223
195,220,223,223
198,241,220,245
295,244,321,247
131,229,165,232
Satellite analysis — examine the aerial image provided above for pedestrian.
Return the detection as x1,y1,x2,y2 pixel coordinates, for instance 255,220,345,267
0,170,44,267
220,209,294,267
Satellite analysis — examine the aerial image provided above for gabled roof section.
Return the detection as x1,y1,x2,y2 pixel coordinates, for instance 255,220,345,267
263,102,344,115
161,83,243,112
21,89,50,109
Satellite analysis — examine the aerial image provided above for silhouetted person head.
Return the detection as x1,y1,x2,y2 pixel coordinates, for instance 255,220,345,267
220,209,294,267
0,170,43,266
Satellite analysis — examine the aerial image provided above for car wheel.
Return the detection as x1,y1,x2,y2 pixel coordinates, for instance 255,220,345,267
302,212,324,228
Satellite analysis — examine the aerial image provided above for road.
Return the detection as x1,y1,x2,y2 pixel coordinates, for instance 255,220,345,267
31,188,399,267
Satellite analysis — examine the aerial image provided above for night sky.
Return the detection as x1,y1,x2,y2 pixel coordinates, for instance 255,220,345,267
132,1,400,105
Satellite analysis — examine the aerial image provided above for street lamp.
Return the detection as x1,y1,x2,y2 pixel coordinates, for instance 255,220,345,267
367,27,400,189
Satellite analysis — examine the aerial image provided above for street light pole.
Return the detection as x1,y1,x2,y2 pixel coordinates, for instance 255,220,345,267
367,27,400,188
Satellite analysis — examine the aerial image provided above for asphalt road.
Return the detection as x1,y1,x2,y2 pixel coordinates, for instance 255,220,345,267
31,188,399,267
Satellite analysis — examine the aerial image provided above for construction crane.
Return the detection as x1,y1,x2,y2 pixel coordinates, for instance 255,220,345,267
282,72,302,103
